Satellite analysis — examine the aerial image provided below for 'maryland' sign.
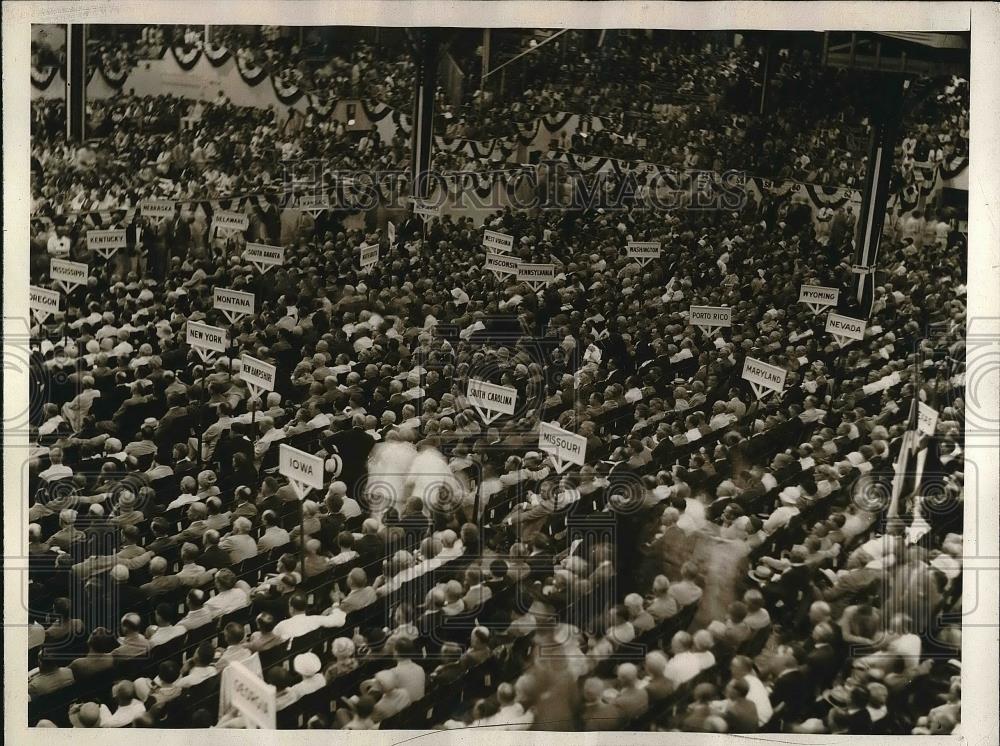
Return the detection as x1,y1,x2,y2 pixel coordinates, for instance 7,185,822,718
742,356,788,397
483,230,514,253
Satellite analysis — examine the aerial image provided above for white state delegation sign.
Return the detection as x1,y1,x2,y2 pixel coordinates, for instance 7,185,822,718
689,306,732,328
918,401,939,436
799,285,839,306
825,312,867,341
239,354,276,393
539,422,587,467
214,287,255,317
224,661,276,730
86,229,127,253
517,263,556,284
139,200,176,220
467,379,517,416
30,286,61,316
359,243,379,269
412,200,441,218
186,320,229,354
483,230,514,253
244,243,285,267
279,443,324,492
626,241,662,259
298,193,330,211
485,252,521,276
742,357,788,393
214,210,250,232
50,258,89,286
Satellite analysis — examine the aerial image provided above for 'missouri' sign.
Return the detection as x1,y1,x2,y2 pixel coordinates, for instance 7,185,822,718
538,422,587,473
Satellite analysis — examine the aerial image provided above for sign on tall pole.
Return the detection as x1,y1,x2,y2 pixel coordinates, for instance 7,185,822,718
538,422,587,474
467,379,517,425
689,306,732,339
853,78,907,316
517,263,556,292
626,241,661,267
213,210,250,240
243,243,285,274
186,320,229,363
49,258,89,295
825,312,867,347
29,286,61,326
799,285,840,316
213,287,256,325
483,229,514,254
485,252,521,281
86,229,127,259
741,357,787,401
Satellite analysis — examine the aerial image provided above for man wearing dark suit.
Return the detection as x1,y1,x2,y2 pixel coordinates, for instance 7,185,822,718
154,393,192,461
327,415,375,497
804,622,841,696
355,520,384,569
197,530,232,570
89,565,147,620
113,380,156,441
165,211,192,262
769,656,810,727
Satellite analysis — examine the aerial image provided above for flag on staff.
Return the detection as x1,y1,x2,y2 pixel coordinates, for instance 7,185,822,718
887,395,924,520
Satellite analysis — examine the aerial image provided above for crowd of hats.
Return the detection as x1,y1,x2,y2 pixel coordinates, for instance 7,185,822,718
25,29,965,735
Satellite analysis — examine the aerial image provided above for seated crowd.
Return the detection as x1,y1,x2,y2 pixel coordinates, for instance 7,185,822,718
27,172,965,733
25,28,965,736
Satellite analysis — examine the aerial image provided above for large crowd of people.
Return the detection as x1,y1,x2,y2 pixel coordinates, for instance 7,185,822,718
25,26,966,735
